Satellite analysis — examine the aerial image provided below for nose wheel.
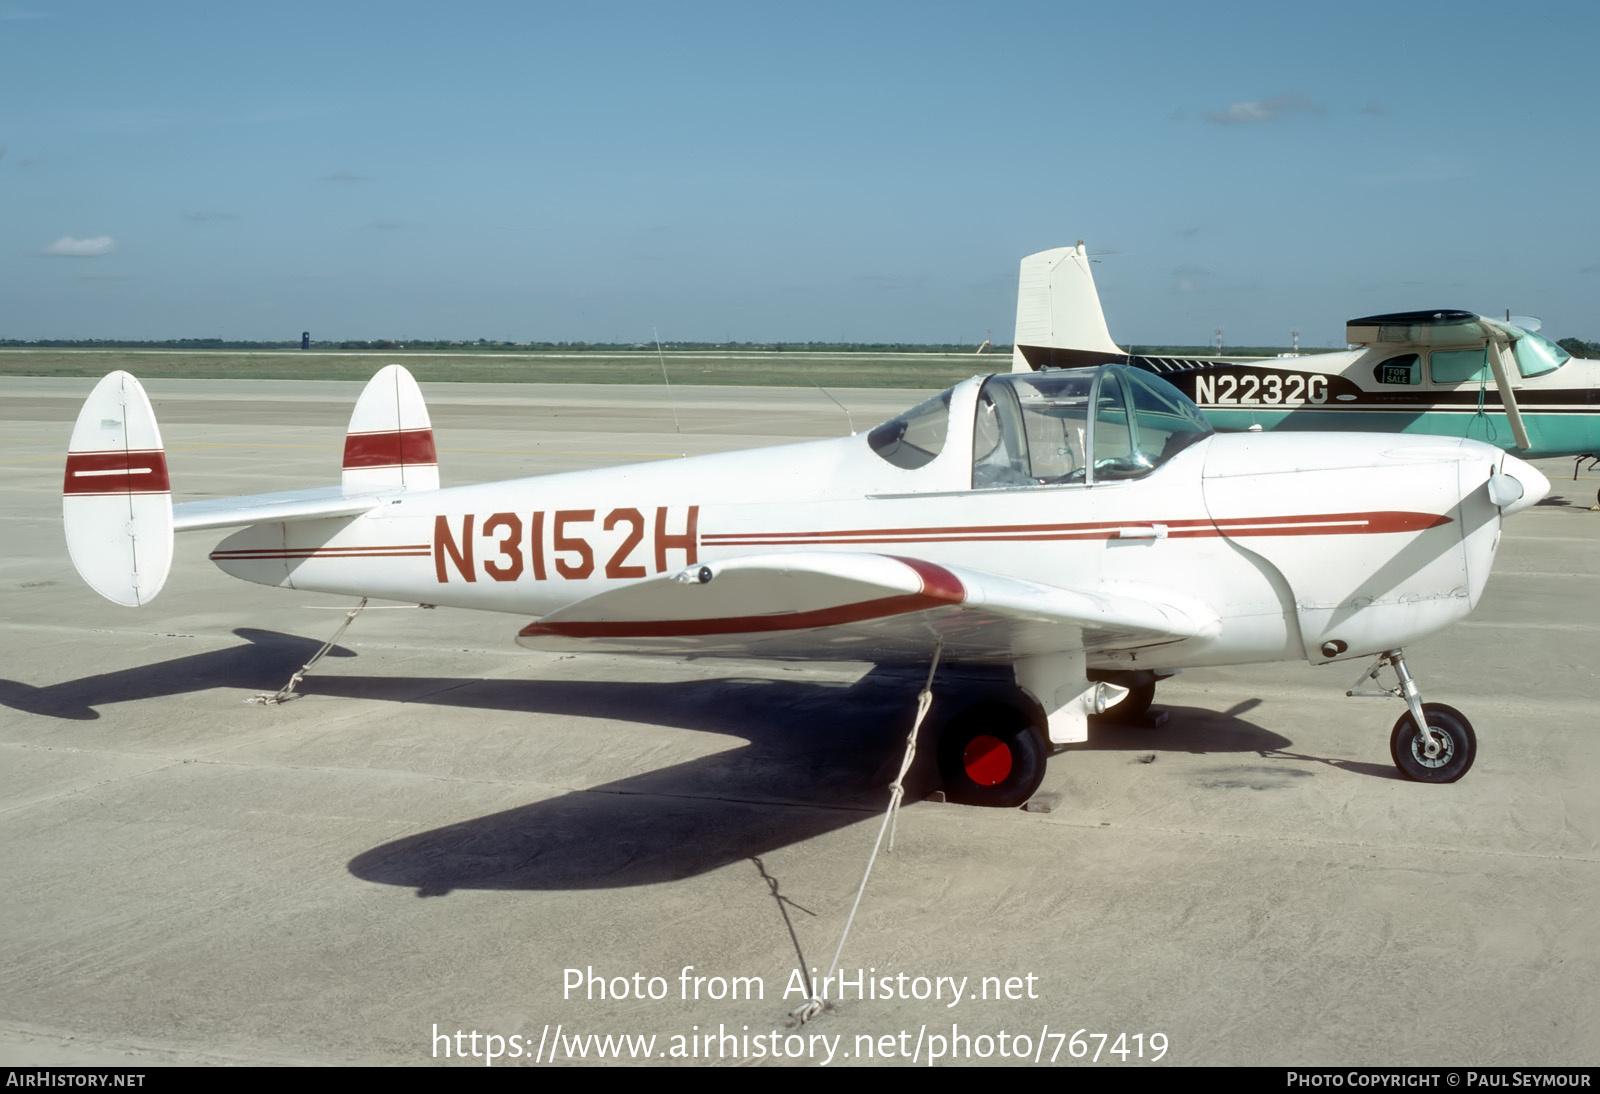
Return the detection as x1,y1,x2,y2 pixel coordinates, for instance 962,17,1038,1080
1390,702,1476,783
1349,649,1477,782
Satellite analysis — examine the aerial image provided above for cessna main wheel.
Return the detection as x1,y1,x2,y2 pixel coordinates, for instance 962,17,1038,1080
937,704,1046,808
1389,702,1476,783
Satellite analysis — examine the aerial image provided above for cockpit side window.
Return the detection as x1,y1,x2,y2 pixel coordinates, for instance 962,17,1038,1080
1430,348,1489,385
1373,354,1421,385
970,367,1212,489
868,389,952,470
1123,367,1213,468
971,372,1094,488
1091,369,1140,477
972,380,1034,486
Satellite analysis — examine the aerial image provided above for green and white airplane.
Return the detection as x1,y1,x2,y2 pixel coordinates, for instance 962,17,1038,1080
1010,244,1600,470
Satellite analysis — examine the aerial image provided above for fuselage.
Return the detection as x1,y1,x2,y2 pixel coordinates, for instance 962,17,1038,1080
209,370,1545,675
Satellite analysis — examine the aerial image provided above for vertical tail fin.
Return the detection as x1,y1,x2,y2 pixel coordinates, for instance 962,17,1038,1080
1011,243,1127,372
63,372,174,606
341,364,439,492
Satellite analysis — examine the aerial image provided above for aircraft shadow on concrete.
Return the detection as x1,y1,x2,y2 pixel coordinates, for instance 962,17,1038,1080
339,672,1298,896
0,628,1334,891
0,628,355,721
1092,697,1405,784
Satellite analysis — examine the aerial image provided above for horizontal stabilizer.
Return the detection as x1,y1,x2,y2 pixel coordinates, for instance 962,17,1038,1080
63,372,173,606
343,364,438,492
173,487,385,532
516,552,1215,662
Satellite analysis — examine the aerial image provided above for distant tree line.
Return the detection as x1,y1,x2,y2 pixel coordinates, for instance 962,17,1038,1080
0,337,1010,353
0,337,299,349
13,336,1590,356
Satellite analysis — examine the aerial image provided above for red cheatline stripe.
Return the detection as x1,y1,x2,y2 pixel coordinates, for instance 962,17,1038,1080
210,545,429,560
700,518,1213,542
702,511,1450,545
520,557,966,640
213,552,431,560
343,428,437,470
63,449,170,495
1214,511,1452,536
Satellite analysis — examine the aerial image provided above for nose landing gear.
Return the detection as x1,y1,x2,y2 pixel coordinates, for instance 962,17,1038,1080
1349,649,1477,783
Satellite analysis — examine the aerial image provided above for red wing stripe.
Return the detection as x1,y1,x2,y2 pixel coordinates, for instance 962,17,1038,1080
343,428,438,470
886,556,966,603
522,593,954,640
64,450,170,495
523,556,966,640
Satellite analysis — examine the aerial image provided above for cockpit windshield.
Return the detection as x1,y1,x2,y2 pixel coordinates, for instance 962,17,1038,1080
867,366,1212,485
867,389,952,469
1513,329,1569,378
972,366,1212,488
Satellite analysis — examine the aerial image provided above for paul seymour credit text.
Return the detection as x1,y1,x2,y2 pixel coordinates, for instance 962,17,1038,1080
428,966,1170,1065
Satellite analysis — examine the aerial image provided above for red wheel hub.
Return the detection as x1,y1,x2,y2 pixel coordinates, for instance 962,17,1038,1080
962,735,1012,786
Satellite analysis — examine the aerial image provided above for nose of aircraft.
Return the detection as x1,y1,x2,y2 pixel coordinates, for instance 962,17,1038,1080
1492,453,1551,517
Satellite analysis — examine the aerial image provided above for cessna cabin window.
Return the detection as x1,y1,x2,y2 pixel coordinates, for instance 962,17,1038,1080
971,366,1211,488
868,389,952,469
1430,348,1490,385
1374,354,1421,385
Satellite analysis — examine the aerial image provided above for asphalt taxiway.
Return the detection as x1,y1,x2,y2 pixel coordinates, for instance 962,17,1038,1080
2,376,1597,1066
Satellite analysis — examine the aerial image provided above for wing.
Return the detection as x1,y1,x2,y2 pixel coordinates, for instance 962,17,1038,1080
515,552,1218,662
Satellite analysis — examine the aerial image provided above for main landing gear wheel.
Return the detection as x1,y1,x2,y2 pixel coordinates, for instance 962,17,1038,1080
1390,703,1476,783
937,704,1047,808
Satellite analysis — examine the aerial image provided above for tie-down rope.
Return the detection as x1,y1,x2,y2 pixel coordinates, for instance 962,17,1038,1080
791,639,943,1024
246,598,369,705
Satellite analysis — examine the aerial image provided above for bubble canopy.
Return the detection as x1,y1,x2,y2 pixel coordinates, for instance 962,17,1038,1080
868,364,1213,487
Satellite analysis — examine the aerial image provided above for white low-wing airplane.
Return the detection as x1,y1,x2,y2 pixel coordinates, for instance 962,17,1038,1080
63,362,1548,806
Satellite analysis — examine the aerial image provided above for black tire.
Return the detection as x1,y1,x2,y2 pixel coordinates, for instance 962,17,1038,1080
1095,680,1157,726
1389,703,1476,783
937,703,1047,808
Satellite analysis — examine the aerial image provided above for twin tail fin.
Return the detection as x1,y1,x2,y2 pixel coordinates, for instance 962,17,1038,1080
63,364,437,606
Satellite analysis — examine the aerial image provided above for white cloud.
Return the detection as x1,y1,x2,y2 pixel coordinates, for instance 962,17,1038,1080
1203,93,1317,125
43,235,116,257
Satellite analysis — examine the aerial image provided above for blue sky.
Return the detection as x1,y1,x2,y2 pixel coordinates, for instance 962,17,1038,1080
5,1,1599,345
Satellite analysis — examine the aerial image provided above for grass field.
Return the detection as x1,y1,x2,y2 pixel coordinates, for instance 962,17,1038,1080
0,348,998,388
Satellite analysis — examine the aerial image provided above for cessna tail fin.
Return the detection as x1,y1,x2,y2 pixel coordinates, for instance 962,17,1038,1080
342,363,438,492
1011,243,1127,373
62,371,174,606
